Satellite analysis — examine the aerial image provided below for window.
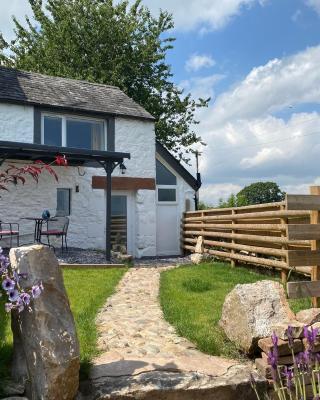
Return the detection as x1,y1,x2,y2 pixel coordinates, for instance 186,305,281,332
156,159,177,203
43,116,62,146
158,188,176,202
156,160,176,185
56,189,71,216
42,114,106,150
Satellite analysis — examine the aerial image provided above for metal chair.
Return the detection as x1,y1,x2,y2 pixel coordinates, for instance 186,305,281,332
0,220,20,247
40,216,69,252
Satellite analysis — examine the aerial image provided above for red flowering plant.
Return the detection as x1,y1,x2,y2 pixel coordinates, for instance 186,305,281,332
0,155,67,312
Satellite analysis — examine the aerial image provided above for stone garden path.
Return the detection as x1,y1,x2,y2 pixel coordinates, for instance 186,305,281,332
88,267,265,400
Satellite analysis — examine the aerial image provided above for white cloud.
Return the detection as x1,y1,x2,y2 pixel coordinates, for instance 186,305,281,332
136,0,267,32
193,45,320,203
291,9,302,22
305,0,320,15
1,0,267,40
205,46,320,128
180,74,225,100
200,183,242,206
240,147,285,168
185,54,215,72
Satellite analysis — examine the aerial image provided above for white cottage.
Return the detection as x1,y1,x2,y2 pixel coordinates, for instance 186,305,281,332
0,67,200,258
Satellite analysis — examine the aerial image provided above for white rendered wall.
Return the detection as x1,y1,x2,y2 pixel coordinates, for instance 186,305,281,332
155,155,195,255
114,118,157,257
0,117,157,257
0,106,159,257
0,104,34,143
0,163,106,250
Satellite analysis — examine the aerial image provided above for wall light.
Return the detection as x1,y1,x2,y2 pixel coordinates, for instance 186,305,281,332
119,163,127,175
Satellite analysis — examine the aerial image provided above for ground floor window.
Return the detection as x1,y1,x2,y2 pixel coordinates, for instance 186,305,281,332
56,188,71,216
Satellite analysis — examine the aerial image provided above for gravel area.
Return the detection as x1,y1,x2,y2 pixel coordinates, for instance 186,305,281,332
55,247,191,267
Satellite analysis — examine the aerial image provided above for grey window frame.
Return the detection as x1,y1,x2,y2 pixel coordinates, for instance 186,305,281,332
156,158,178,204
41,112,108,151
56,188,72,216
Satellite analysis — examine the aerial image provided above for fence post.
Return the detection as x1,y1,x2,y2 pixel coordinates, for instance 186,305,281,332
310,186,320,307
280,203,288,285
231,209,236,267
181,212,186,255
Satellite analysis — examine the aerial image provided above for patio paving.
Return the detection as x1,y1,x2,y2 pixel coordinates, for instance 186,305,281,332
84,266,266,400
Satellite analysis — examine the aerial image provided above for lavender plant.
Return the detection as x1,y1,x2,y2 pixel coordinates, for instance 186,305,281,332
251,325,320,400
0,248,43,313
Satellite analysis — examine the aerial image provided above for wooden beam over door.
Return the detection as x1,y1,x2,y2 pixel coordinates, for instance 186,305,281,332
92,176,156,190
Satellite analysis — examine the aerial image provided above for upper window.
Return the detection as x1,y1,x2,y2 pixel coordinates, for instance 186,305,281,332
156,159,177,203
156,159,177,185
42,114,106,151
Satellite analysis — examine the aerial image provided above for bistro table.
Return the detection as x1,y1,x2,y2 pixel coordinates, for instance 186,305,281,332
21,217,57,245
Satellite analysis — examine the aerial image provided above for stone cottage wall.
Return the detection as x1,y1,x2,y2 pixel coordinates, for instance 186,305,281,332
0,106,157,257
114,118,157,257
0,103,34,143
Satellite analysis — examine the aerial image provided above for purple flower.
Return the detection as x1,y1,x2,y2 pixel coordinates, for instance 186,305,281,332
16,297,24,313
2,277,15,292
20,292,31,305
31,284,42,299
283,366,294,391
272,331,278,346
304,325,319,350
8,289,19,302
4,302,13,312
268,348,279,381
287,325,294,349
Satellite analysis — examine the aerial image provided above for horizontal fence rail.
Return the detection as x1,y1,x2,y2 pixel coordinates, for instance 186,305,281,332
182,190,320,288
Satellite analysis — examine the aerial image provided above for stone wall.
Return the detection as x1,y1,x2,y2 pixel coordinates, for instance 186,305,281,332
0,103,34,143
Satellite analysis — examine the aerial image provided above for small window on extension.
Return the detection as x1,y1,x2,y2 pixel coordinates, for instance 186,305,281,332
156,160,177,185
57,189,71,216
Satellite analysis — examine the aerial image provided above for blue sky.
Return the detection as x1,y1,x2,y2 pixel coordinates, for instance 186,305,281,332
1,0,320,204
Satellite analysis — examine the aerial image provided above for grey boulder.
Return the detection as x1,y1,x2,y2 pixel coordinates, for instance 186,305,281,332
219,280,296,354
9,245,80,400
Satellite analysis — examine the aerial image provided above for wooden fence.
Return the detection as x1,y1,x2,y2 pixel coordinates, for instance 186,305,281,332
182,186,320,305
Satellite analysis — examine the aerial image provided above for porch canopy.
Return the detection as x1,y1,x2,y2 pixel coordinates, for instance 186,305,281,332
0,140,130,260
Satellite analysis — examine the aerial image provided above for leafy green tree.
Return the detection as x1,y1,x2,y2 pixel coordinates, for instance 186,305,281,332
236,182,285,206
0,0,209,161
218,193,237,208
197,201,209,210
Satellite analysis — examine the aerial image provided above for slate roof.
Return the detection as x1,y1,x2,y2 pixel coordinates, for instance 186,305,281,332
0,66,154,121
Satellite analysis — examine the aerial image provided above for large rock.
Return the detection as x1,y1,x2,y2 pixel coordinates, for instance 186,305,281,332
296,308,320,325
190,253,206,264
194,236,204,254
9,245,80,400
219,280,295,354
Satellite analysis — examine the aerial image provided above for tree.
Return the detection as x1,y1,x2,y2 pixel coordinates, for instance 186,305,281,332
236,182,285,206
218,193,237,208
198,201,209,210
0,0,209,162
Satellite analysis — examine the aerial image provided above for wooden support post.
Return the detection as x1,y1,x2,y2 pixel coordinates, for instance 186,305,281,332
231,209,236,267
280,204,288,285
310,186,320,307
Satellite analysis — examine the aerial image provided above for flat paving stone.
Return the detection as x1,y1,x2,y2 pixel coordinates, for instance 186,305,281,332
88,267,267,399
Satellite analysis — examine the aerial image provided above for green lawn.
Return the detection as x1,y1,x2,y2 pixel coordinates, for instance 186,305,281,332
0,267,126,385
160,262,310,360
